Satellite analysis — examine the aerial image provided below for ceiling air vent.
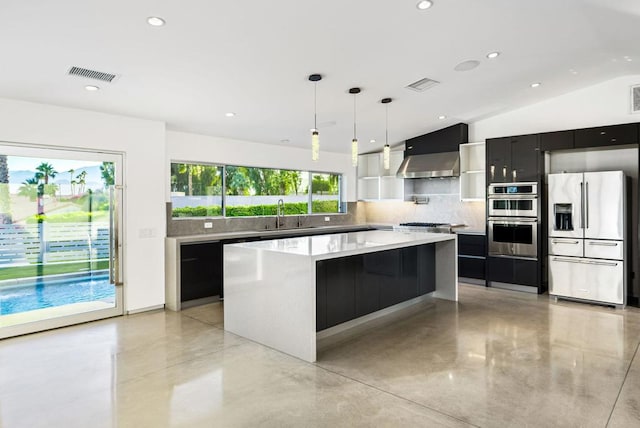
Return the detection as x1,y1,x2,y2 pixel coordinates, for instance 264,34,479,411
632,84,640,113
67,66,117,83
405,77,440,92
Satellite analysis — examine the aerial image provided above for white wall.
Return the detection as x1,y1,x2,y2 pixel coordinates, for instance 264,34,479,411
0,97,166,312
470,75,640,141
166,131,356,201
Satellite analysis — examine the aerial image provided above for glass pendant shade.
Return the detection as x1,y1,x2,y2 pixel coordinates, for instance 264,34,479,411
312,130,320,161
351,138,358,167
383,144,390,169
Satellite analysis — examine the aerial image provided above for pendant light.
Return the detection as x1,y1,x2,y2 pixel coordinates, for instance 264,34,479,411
349,87,361,167
309,74,322,161
381,98,392,169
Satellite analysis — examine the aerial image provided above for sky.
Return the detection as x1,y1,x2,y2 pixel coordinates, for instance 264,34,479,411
7,156,101,172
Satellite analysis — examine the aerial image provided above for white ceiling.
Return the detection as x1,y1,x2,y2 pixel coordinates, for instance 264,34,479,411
1,0,639,154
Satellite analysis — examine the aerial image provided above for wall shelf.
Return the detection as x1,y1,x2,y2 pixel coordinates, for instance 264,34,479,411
459,142,486,201
357,151,404,201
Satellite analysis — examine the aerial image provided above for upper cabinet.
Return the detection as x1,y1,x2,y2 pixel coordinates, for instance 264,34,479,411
459,142,485,201
540,124,639,152
575,123,638,149
357,151,404,201
486,134,540,183
405,123,468,155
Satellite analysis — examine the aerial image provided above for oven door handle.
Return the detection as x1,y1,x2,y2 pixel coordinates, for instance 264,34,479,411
489,217,538,223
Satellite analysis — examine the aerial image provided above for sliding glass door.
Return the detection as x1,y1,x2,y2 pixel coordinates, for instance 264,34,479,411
0,143,123,338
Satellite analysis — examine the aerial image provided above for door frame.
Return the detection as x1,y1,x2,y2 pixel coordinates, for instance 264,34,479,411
0,141,125,339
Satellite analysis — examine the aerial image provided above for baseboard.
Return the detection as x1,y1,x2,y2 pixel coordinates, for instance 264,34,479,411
126,304,165,315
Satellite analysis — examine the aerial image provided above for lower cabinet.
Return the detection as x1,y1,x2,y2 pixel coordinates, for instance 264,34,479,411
180,242,223,302
316,244,436,331
487,256,540,290
457,233,486,281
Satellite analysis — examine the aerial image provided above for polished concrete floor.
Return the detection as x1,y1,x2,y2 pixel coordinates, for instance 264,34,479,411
1,284,640,427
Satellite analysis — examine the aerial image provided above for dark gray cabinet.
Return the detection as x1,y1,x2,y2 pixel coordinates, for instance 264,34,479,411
539,130,575,151
180,242,223,302
575,123,638,148
457,233,486,281
405,123,468,156
486,134,540,183
487,256,539,289
316,244,436,331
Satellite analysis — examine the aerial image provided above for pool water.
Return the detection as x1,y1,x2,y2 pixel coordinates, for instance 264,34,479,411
0,274,115,316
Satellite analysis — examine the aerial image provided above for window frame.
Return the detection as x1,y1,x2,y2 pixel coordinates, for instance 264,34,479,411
170,161,344,218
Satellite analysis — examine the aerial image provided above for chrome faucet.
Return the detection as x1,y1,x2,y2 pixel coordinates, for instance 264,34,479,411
276,199,285,229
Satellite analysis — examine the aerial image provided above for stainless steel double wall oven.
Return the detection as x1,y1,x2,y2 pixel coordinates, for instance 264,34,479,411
488,182,539,259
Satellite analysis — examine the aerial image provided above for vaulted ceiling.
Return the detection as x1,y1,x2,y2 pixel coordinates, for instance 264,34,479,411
1,0,639,153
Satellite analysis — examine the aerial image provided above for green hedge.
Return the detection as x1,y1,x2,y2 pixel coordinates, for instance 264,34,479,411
25,211,110,224
172,200,339,218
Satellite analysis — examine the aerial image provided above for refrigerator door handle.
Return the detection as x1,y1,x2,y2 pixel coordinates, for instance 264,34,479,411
585,181,589,229
552,257,584,264
579,182,584,229
589,260,618,267
588,241,618,247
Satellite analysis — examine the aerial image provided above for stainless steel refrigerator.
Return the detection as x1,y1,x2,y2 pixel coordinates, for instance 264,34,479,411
548,171,627,306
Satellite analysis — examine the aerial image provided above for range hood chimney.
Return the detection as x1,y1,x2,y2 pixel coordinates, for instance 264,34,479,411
396,151,460,178
396,123,467,179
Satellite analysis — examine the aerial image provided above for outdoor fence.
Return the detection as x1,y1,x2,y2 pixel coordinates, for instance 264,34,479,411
0,222,109,266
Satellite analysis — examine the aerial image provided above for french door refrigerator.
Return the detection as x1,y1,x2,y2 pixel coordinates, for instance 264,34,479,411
548,171,627,306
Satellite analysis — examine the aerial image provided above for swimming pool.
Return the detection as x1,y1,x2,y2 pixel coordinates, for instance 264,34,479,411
0,274,115,316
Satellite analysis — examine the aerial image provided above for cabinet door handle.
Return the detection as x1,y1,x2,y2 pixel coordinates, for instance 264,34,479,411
502,166,507,178
552,240,579,245
588,241,618,247
512,169,517,180
490,165,495,180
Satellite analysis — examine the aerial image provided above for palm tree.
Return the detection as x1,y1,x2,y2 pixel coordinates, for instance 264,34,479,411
35,162,58,184
67,169,75,196
18,177,39,201
76,170,87,195
0,154,11,223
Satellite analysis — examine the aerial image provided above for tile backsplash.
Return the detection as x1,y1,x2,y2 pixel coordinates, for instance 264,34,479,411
364,177,486,230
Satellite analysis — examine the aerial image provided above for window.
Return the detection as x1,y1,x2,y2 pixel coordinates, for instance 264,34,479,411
310,173,340,213
170,163,223,217
170,162,343,218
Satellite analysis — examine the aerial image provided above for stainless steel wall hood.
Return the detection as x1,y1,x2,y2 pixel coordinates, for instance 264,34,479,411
396,151,460,178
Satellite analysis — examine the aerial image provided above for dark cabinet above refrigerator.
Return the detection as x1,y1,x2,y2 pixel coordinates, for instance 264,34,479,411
486,134,540,183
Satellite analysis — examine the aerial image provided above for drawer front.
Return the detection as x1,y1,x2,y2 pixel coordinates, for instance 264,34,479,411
549,256,624,304
549,238,583,257
458,256,485,280
458,234,486,257
584,239,624,260
549,256,587,298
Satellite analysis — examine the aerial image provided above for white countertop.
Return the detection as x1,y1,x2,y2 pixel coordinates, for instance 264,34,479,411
227,229,456,260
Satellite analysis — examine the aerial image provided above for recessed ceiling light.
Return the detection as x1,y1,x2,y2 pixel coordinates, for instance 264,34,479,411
84,85,100,91
486,51,500,59
454,60,480,72
369,139,376,143
530,82,541,88
416,1,433,10
438,115,447,120
147,16,166,27
225,112,236,117
570,69,578,75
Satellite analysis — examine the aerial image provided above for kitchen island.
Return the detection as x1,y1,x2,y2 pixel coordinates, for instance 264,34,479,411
223,229,457,362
